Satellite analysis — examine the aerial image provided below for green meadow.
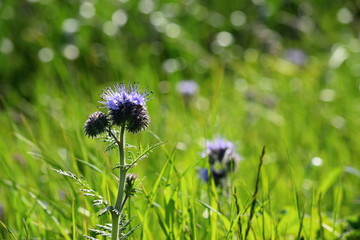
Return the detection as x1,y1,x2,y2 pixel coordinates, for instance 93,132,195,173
1,0,360,239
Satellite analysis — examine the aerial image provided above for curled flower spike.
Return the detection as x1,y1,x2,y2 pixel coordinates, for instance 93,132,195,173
100,83,152,133
84,111,109,138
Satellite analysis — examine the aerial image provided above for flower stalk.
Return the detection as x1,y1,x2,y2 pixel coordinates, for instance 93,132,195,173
83,83,152,239
111,125,126,240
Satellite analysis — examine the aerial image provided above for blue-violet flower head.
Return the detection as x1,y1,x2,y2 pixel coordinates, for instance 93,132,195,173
100,84,150,110
100,83,151,133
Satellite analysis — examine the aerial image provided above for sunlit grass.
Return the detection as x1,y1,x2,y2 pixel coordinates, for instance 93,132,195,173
1,0,360,239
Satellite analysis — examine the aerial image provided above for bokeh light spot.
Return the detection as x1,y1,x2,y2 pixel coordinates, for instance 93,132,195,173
62,18,80,33
319,89,336,102
112,10,128,27
38,48,54,62
230,11,246,27
337,8,353,24
63,44,80,60
311,157,323,167
216,31,234,47
0,38,14,54
80,2,96,19
103,21,118,36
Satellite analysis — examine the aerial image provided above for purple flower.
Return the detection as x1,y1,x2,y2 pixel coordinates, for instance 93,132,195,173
284,48,307,66
100,84,150,110
203,138,241,171
203,138,234,163
198,138,241,186
100,83,151,133
176,80,199,97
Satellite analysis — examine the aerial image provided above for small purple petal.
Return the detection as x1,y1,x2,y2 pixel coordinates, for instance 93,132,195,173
100,83,151,110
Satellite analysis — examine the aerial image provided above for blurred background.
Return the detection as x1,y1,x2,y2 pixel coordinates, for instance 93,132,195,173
1,0,360,239
2,0,360,102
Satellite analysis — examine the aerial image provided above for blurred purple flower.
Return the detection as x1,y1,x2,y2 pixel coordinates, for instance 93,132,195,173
203,138,240,165
176,80,199,97
198,138,241,186
284,48,307,66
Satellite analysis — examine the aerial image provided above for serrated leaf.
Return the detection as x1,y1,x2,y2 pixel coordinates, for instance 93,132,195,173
97,206,113,217
89,228,111,236
96,224,112,231
119,223,141,239
83,235,99,240
118,217,133,233
53,169,109,208
105,142,117,152
128,141,166,168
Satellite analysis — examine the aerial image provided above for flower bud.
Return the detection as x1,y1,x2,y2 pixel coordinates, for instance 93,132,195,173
125,173,138,186
84,111,109,138
125,173,138,197
126,105,150,133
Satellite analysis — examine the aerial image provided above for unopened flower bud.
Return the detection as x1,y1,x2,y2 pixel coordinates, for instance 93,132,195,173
84,111,109,138
126,173,138,186
126,105,150,133
125,173,139,197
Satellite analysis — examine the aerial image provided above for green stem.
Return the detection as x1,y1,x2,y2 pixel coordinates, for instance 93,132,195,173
244,146,265,239
111,125,127,240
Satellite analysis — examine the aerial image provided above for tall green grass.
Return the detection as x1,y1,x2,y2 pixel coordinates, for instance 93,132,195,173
1,0,360,239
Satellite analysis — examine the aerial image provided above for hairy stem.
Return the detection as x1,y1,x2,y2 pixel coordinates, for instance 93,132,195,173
111,125,127,240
